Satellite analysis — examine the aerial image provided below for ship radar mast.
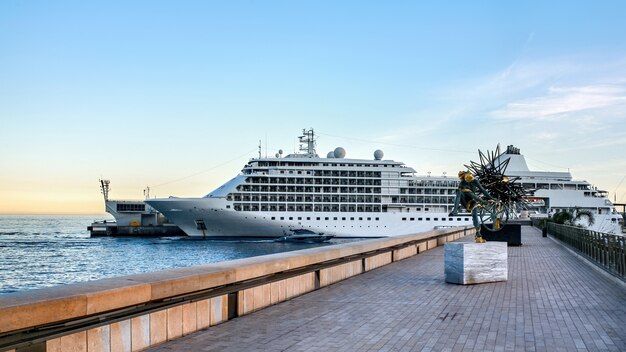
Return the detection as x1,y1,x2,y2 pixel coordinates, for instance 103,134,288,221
298,128,318,157
100,179,110,202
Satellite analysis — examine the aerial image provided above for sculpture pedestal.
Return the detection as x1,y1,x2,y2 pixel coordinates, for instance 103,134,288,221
444,242,508,285
482,223,522,246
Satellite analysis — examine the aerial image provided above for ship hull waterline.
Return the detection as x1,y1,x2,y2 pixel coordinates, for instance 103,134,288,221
146,197,473,238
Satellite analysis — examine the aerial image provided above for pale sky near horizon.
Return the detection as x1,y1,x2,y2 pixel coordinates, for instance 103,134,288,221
1,1,625,214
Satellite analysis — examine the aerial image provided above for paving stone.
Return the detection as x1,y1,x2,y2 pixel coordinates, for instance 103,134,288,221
146,227,626,352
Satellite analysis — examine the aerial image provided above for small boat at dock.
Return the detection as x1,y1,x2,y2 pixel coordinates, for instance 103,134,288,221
275,229,335,243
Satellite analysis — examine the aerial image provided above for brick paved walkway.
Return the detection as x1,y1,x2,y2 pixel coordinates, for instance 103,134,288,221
148,227,626,352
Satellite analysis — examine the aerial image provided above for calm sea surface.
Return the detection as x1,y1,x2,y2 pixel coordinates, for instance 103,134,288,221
0,215,362,294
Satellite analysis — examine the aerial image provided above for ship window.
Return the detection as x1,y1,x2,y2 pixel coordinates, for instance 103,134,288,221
367,217,371,221
317,217,321,220
325,217,329,220
298,217,302,220
425,208,429,211
342,217,346,220
410,218,414,221
464,218,469,221
375,217,379,221
271,217,275,220
426,218,430,220
307,217,310,220
333,217,337,220
289,217,293,220
359,217,363,220
457,218,461,221
418,218,423,221
434,218,438,221
280,217,284,220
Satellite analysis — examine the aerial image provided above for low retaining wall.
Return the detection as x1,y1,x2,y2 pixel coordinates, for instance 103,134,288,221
0,226,473,352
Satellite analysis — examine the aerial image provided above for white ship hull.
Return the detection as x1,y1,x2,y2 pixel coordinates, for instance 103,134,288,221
146,197,473,238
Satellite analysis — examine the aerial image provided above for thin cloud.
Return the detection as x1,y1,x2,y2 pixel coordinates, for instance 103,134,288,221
491,84,626,120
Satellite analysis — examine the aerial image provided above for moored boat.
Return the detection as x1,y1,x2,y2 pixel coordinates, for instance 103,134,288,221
275,229,335,243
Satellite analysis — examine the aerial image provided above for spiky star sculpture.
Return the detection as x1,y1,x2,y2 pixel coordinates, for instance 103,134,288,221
464,144,531,211
450,144,532,242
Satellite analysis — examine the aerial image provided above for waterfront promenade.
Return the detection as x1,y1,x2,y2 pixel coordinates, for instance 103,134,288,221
148,227,626,352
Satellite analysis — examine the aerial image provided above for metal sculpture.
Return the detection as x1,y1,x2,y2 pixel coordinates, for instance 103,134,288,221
450,145,531,243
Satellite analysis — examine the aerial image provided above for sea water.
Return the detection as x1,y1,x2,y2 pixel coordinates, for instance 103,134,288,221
0,215,361,293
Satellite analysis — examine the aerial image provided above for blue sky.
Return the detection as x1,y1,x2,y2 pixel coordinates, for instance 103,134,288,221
1,1,625,213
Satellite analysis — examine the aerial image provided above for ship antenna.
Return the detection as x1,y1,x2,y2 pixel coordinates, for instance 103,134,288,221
258,140,262,158
144,186,150,199
100,179,110,202
298,128,317,156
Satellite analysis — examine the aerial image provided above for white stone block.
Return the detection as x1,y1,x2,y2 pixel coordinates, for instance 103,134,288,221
444,242,507,284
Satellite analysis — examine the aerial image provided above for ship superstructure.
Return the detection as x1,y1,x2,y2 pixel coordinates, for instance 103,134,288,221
146,129,471,237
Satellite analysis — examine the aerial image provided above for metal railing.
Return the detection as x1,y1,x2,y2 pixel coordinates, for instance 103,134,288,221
545,222,625,281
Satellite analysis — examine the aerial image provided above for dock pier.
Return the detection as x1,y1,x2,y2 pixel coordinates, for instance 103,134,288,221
146,226,626,351
1,225,624,351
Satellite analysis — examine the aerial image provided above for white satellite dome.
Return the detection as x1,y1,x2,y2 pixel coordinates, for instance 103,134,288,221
333,147,346,159
374,149,384,160
327,151,335,158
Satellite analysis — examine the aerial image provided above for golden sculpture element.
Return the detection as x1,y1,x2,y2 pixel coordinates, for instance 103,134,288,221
450,170,495,243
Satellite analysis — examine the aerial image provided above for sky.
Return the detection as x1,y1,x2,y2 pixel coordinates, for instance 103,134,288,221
1,1,625,214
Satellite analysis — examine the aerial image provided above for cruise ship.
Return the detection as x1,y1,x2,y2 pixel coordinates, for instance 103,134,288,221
146,129,473,238
495,146,623,234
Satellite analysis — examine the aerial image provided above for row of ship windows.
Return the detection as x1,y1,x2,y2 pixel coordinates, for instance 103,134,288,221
265,216,470,222
234,204,383,212
401,189,456,195
231,195,382,202
529,183,590,190
250,162,401,168
229,195,454,203
232,204,452,212
237,186,382,193
116,203,146,212
243,177,460,189
245,178,383,185
244,176,460,188
236,186,455,194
